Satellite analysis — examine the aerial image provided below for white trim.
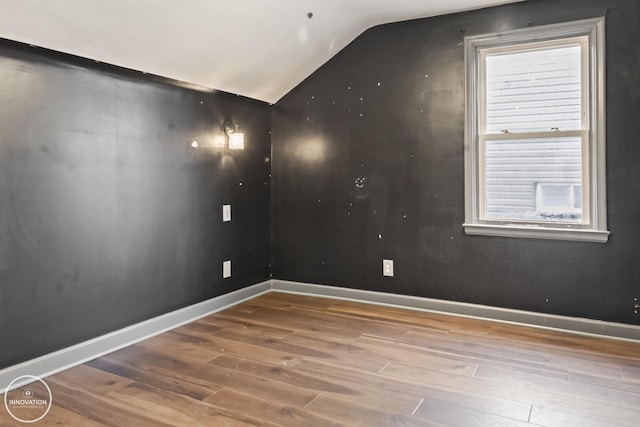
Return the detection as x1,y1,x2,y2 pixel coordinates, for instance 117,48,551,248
271,279,640,342
3,277,637,395
464,17,608,242
0,281,271,394
465,17,606,48
591,16,607,236
463,222,610,243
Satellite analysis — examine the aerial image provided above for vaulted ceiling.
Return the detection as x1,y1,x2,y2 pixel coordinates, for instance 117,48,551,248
0,0,524,103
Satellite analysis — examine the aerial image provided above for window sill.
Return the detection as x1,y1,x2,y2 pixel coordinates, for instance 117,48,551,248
463,223,610,243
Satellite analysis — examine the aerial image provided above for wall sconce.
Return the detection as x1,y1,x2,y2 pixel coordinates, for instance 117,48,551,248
187,121,245,151
224,121,244,150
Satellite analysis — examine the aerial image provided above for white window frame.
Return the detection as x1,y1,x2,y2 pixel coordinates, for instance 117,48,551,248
463,17,609,243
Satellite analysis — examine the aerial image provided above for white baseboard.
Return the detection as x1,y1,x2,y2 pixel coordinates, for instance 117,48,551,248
3,278,638,394
0,281,271,394
271,279,640,342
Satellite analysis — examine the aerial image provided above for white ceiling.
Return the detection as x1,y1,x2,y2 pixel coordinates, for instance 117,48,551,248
0,0,524,103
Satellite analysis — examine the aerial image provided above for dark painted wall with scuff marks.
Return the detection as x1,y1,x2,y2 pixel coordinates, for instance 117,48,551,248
0,41,271,369
272,0,640,325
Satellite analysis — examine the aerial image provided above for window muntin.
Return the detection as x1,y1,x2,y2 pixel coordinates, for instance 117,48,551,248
463,18,608,242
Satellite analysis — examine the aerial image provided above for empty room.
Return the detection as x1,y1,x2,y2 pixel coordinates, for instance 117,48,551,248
1,0,639,425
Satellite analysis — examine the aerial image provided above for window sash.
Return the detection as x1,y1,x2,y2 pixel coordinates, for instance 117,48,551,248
477,130,590,226
478,37,590,136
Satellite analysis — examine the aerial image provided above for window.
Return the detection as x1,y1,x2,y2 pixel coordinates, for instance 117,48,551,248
463,18,609,242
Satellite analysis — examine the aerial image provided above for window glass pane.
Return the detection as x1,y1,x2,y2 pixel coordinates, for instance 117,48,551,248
485,44,582,133
485,137,582,222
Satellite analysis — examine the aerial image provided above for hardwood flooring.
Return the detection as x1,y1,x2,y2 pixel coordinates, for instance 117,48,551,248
3,291,640,426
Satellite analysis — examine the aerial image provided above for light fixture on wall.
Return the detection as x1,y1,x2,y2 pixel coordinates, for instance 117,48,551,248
187,121,244,151
224,121,244,150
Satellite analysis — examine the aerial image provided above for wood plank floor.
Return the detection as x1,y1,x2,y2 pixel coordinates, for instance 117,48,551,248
3,291,640,426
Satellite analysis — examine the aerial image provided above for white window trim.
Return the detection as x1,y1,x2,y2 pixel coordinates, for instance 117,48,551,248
463,17,609,243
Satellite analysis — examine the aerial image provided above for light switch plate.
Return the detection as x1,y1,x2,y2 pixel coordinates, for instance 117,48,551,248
383,259,394,277
223,204,231,222
223,260,231,278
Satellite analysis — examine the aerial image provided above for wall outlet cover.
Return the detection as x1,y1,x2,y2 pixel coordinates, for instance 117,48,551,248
223,260,231,278
383,259,394,277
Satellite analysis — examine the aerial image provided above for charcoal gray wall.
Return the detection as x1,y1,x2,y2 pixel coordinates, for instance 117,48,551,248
0,41,271,369
272,0,640,325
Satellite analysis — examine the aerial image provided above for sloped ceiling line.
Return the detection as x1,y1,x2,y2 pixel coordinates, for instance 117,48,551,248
0,0,524,103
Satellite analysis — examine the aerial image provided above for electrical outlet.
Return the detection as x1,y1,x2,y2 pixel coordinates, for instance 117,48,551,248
383,259,394,277
223,204,231,222
223,260,231,278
